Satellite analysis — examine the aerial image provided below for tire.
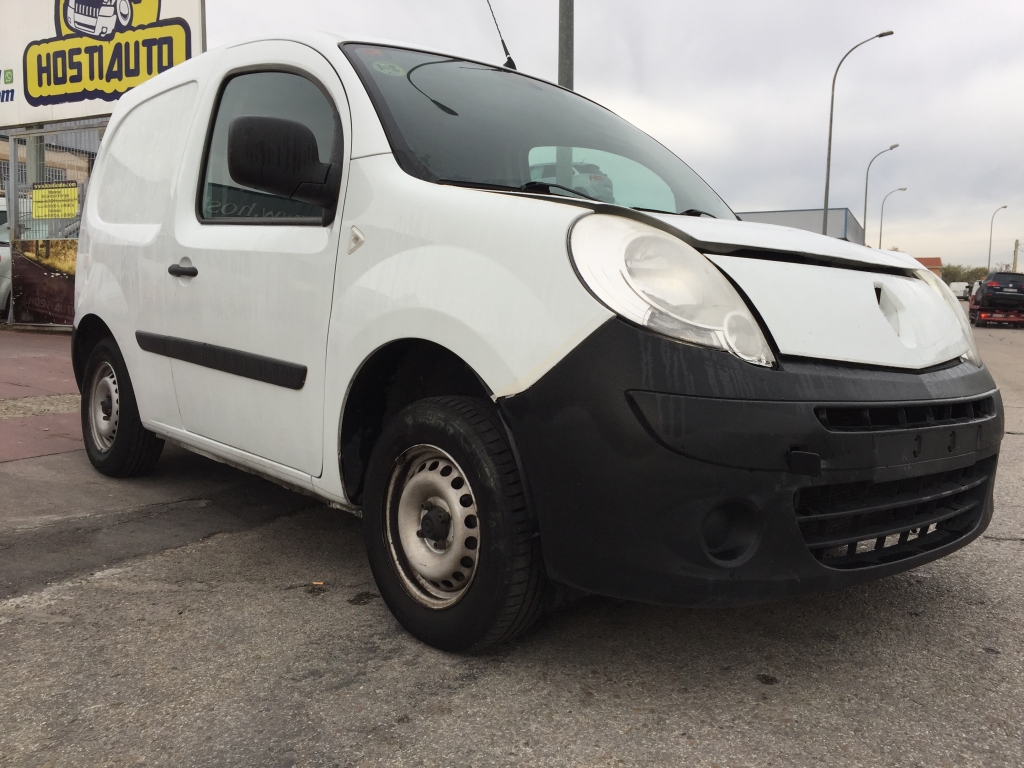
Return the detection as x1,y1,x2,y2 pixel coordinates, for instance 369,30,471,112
116,0,132,28
362,396,548,652
81,336,164,477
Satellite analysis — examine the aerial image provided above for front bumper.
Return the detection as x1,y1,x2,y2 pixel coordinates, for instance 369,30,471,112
499,319,1003,606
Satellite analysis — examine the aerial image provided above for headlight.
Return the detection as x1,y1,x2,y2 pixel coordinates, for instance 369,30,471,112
916,268,982,367
569,214,775,367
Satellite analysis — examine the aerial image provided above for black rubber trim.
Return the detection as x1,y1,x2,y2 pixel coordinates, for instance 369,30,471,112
498,318,1002,606
135,331,307,390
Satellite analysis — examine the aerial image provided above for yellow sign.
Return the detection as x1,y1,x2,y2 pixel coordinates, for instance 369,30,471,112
24,1,192,108
32,181,80,219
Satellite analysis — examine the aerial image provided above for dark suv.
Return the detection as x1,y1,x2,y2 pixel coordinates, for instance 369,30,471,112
974,272,1024,308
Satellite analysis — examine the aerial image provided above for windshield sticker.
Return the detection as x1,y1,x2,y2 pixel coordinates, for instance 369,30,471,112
371,61,406,77
23,0,192,107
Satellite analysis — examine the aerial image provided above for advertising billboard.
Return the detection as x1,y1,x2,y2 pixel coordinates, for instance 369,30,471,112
0,0,205,128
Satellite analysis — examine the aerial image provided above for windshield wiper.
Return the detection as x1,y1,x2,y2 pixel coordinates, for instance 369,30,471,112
436,179,519,192
679,208,717,218
517,181,598,201
435,178,599,202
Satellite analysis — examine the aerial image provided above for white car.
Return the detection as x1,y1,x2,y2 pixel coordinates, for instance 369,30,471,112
74,34,1004,652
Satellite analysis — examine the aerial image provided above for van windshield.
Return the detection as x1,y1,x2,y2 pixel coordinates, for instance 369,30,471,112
343,44,735,219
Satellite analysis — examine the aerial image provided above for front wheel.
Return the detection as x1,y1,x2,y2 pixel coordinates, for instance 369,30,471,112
81,337,163,477
116,0,132,28
362,397,548,652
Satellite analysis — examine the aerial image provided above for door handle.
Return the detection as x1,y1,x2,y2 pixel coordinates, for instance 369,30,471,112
168,264,198,278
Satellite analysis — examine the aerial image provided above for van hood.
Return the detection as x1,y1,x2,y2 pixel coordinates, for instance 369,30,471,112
637,213,970,370
646,213,921,271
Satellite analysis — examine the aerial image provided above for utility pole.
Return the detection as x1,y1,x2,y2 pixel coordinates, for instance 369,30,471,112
555,0,574,188
1014,239,1020,273
558,0,574,89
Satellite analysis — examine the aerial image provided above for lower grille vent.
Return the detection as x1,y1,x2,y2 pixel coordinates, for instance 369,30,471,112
816,396,995,432
795,458,992,569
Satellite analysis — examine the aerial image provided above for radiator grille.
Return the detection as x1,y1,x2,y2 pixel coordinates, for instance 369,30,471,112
795,458,992,569
816,396,995,432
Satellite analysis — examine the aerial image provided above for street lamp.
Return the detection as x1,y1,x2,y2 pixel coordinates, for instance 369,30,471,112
822,31,894,236
863,143,898,245
878,187,906,249
988,205,1007,272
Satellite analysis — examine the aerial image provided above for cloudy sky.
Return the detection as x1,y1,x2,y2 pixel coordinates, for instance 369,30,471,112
207,0,1024,268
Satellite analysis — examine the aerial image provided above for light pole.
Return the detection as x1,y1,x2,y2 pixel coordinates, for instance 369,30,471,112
878,187,906,249
863,143,898,245
988,205,1007,272
822,31,894,236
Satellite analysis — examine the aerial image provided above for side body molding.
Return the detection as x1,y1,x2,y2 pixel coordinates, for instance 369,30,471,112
136,331,308,390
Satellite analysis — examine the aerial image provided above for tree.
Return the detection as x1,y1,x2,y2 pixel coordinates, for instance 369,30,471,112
941,264,989,284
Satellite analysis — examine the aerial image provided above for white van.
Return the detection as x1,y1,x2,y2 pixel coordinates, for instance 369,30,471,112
75,34,1004,651
65,0,138,39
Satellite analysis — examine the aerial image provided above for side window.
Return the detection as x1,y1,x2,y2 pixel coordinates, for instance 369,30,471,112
94,82,198,225
200,71,339,223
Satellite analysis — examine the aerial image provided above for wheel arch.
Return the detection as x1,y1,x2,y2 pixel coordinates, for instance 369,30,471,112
339,338,492,505
72,313,115,393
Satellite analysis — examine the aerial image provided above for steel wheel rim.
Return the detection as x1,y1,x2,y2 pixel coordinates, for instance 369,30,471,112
88,361,120,453
384,445,481,609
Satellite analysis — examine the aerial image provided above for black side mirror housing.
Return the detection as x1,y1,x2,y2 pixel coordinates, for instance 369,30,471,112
227,116,341,220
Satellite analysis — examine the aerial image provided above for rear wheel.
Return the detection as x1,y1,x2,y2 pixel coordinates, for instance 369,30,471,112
81,337,163,477
362,396,548,652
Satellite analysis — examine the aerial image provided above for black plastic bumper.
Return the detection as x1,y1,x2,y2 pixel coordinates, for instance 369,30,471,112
499,319,1003,607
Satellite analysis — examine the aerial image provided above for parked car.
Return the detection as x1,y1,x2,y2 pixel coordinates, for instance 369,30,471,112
74,35,1004,652
969,272,1024,326
949,281,969,300
974,272,1024,308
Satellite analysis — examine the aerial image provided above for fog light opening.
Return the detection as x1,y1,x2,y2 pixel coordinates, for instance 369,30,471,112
700,502,763,568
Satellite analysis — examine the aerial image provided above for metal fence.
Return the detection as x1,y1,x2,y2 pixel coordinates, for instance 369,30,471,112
2,119,106,241
1,117,107,324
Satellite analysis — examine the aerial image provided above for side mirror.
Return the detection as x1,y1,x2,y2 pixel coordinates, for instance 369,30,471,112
227,116,341,212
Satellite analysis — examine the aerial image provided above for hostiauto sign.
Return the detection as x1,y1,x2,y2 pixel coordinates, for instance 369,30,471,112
0,0,204,128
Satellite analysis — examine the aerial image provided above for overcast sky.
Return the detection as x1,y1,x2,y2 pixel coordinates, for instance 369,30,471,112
207,0,1024,268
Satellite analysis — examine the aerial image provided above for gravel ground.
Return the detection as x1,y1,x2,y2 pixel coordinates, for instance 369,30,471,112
0,394,80,419
0,506,1021,768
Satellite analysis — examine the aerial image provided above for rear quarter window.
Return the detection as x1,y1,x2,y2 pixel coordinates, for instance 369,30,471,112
92,82,199,225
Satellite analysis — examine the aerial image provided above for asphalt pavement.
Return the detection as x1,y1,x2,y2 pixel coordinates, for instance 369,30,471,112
0,324,1022,767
